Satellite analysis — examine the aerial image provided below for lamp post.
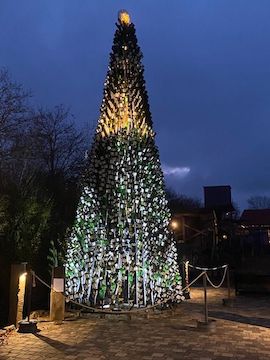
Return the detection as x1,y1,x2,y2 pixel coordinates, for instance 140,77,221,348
8,263,27,327
170,219,190,299
170,220,179,231
17,268,38,333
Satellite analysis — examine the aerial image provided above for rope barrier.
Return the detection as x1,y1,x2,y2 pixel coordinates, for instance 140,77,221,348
186,263,229,289
68,299,131,314
188,263,228,271
205,266,228,289
32,263,228,315
134,271,206,312
33,273,54,291
31,270,206,314
33,272,106,313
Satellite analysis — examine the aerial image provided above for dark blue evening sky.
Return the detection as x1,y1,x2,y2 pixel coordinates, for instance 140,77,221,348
1,1,270,209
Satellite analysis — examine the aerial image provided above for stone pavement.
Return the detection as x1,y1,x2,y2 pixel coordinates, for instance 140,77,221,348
1,288,270,360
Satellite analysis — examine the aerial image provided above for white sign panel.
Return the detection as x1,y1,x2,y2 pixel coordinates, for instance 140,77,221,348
53,278,64,292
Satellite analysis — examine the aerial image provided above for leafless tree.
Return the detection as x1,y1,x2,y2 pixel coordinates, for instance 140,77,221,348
247,195,270,209
0,70,92,272
0,68,30,136
30,105,88,178
0,69,32,184
166,188,202,214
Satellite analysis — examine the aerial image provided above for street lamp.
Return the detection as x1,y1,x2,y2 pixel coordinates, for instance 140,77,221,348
170,220,179,231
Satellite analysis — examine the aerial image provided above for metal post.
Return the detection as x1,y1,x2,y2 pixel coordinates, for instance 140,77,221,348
227,266,231,300
211,210,218,262
123,270,129,304
134,271,138,306
203,272,208,324
182,260,190,299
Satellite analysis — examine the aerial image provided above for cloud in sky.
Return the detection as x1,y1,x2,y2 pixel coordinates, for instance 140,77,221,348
162,165,190,178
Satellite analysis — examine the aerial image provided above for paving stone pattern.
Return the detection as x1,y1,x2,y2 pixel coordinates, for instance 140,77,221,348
1,288,270,360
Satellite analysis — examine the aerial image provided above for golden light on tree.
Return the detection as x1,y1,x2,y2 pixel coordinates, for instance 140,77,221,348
98,93,154,138
118,10,131,25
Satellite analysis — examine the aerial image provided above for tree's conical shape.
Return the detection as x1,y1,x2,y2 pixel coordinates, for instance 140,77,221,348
66,11,183,307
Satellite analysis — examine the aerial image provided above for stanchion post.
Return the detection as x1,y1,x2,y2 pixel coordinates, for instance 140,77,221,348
197,270,216,331
227,266,231,300
203,271,208,324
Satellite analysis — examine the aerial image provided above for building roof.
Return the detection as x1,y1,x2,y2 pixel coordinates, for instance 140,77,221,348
240,209,270,226
172,208,214,219
204,185,234,212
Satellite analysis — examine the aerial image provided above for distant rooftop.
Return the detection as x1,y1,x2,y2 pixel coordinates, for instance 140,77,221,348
204,185,234,212
240,209,270,226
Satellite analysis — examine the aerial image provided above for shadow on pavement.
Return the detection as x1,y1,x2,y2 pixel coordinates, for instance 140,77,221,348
33,326,109,356
209,311,270,328
34,333,74,351
169,324,198,331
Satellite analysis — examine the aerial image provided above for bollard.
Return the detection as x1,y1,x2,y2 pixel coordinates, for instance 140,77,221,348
203,271,208,324
223,266,235,307
26,271,32,322
197,271,216,331
182,260,190,299
50,266,65,322
18,269,38,333
226,265,231,300
8,263,27,327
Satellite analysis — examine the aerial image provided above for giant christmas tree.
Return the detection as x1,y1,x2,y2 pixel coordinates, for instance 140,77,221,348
66,10,182,307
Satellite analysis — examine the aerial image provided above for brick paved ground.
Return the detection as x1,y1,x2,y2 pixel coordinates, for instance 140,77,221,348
1,288,270,360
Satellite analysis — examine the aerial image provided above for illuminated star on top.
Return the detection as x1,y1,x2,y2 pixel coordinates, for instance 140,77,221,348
118,10,131,26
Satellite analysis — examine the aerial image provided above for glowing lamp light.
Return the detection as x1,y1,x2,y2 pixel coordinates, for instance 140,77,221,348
19,272,27,281
118,10,131,25
170,220,179,230
17,271,27,326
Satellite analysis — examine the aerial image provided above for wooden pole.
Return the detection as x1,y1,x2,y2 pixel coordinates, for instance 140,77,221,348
50,266,65,322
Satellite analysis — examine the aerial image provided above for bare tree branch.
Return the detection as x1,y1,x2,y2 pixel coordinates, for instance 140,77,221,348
30,105,88,178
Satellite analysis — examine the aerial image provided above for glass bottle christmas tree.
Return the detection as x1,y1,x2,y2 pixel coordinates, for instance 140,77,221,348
66,10,182,307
